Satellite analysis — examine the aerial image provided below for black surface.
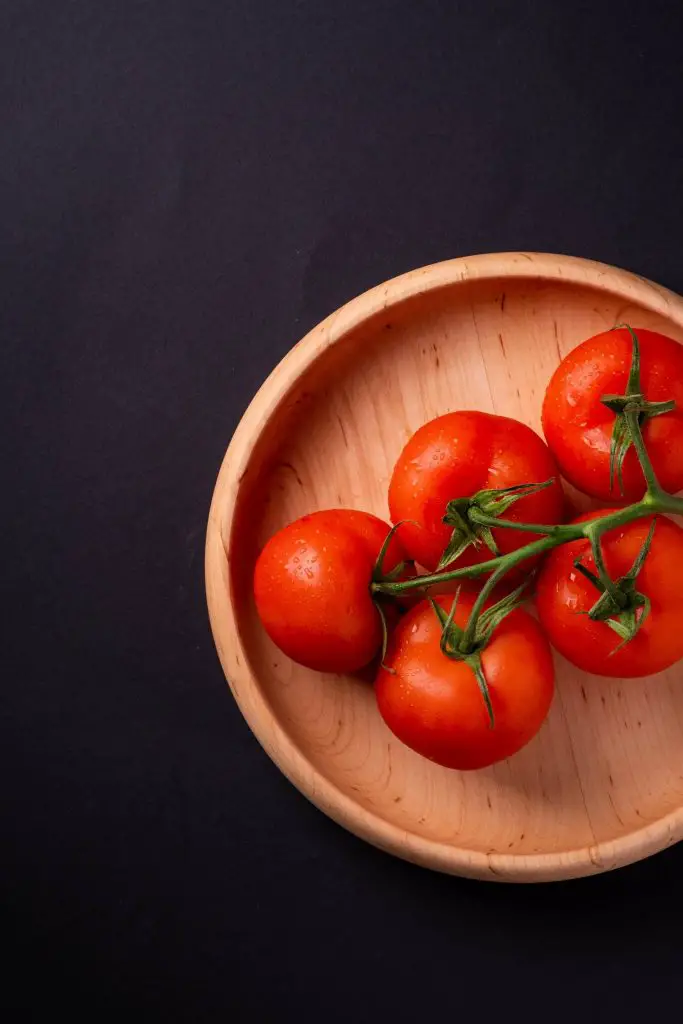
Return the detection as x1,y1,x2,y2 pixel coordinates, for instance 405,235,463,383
3,1,683,1019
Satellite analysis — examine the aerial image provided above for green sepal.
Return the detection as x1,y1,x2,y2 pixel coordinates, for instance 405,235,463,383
437,478,555,570
605,593,651,655
576,518,657,650
373,520,421,672
374,600,396,673
602,325,677,494
428,581,529,728
437,506,481,570
372,519,419,583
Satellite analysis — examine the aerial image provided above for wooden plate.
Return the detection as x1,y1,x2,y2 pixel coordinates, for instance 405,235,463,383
206,252,683,882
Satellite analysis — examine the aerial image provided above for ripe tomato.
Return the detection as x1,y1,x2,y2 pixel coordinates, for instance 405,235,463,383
542,327,683,501
376,594,554,770
253,509,406,673
388,411,565,572
535,510,683,677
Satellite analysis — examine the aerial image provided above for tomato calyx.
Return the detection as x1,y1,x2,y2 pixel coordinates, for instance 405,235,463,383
602,325,676,494
438,479,556,570
574,518,656,651
429,582,529,727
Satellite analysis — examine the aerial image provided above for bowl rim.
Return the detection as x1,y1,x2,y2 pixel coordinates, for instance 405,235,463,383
205,251,683,882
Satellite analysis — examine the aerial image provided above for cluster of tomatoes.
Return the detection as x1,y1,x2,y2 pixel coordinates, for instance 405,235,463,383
253,327,683,771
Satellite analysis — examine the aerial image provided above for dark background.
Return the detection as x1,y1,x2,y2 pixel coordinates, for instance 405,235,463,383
3,1,683,1019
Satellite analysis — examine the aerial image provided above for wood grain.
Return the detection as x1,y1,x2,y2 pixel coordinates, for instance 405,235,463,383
205,253,683,881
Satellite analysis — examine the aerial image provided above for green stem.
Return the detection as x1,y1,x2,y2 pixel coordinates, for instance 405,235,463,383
371,497,659,599
373,530,577,596
460,561,512,652
584,524,625,607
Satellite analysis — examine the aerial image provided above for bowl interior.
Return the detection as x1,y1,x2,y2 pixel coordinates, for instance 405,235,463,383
225,271,683,868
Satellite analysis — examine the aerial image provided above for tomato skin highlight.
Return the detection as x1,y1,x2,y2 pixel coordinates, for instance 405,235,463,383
253,509,406,673
535,510,683,678
388,411,565,573
542,327,683,502
376,594,555,770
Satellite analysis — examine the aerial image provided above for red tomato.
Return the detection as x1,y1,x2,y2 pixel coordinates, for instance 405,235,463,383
542,327,683,501
535,510,683,677
376,593,554,770
388,411,565,572
253,509,406,673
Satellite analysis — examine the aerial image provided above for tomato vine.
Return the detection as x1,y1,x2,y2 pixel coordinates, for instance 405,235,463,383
372,327,683,720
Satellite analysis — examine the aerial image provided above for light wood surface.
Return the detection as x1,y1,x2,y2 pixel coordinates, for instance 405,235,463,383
205,252,683,882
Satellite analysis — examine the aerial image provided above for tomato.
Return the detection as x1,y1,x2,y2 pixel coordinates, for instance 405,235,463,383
388,411,565,573
253,509,406,673
376,593,554,770
542,327,683,502
535,510,683,677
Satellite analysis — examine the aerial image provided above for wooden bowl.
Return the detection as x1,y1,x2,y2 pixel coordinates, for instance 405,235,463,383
206,252,683,882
